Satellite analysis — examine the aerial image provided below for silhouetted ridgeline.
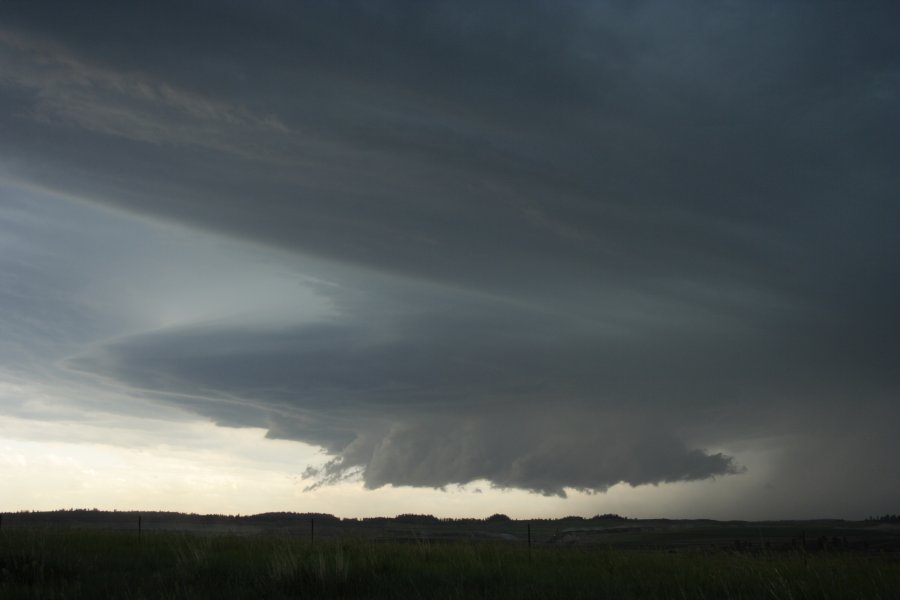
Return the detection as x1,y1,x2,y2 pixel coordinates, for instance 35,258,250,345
0,509,627,544
3,510,900,552
0,509,629,528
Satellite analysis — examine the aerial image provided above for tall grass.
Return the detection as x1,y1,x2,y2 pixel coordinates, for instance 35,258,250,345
1,528,897,598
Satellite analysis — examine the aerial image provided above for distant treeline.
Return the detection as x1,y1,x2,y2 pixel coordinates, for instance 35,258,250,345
388,512,629,525
1,508,629,525
866,514,900,523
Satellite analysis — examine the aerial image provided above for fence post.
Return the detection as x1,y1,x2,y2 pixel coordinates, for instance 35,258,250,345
138,514,142,541
527,522,532,558
311,517,315,545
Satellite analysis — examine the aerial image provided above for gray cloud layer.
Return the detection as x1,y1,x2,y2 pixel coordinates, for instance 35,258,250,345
2,1,898,502
68,289,749,495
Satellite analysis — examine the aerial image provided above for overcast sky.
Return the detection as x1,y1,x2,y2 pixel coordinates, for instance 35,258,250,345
1,0,898,519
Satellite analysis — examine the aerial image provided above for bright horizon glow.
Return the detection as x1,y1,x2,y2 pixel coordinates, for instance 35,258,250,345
2,410,787,521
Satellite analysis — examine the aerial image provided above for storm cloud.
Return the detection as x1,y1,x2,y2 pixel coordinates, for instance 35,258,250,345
1,1,898,507
68,287,752,495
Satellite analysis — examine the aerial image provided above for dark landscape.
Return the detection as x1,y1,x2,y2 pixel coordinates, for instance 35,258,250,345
2,511,899,598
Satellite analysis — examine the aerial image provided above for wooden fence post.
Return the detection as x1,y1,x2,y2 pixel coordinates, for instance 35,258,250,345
527,522,532,558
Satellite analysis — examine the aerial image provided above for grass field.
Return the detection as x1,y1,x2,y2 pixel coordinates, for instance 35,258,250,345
2,528,899,599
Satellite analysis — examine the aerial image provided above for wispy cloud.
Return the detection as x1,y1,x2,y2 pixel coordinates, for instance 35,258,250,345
0,27,290,158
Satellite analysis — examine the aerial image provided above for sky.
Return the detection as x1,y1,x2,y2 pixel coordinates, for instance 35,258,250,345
0,0,898,520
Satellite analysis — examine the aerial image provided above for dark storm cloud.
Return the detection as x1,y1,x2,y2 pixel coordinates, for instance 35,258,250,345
65,272,896,496
0,1,895,328
3,1,899,499
68,286,748,496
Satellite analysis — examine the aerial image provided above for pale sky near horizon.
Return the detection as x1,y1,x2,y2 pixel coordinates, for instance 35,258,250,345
1,1,898,519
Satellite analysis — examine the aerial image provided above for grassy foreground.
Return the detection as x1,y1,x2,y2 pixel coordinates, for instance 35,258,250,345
1,529,898,599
